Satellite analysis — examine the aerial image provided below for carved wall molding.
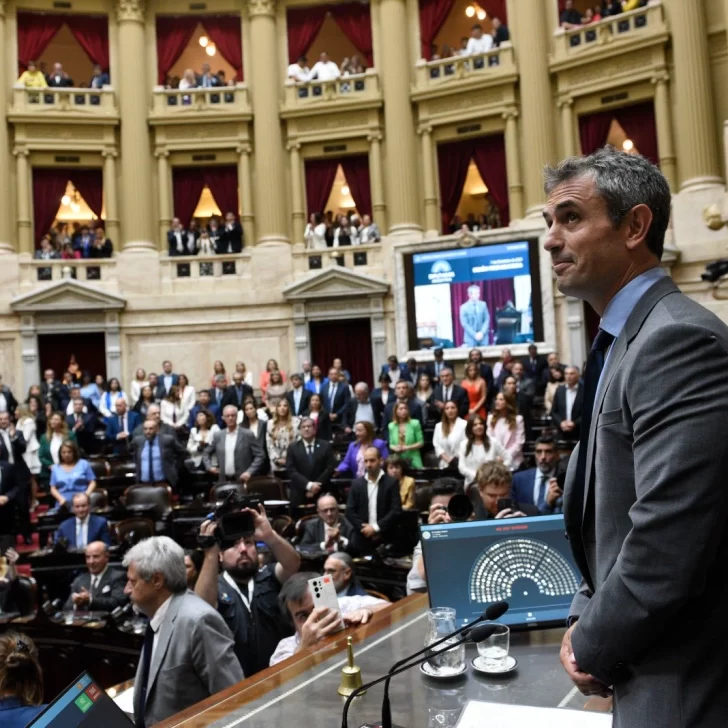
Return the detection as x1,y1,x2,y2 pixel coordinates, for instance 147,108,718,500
116,0,146,23
248,0,276,18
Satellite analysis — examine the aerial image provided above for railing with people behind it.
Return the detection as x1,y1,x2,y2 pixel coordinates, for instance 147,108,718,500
292,242,384,277
552,1,665,59
22,258,117,285
283,69,381,108
10,85,118,117
151,84,251,116
415,43,515,89
160,251,252,281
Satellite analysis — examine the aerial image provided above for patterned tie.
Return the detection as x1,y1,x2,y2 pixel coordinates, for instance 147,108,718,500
536,472,547,512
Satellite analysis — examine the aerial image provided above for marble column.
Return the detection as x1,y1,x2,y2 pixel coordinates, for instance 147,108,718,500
102,150,120,248
0,1,14,253
419,126,439,235
503,109,525,222
155,150,171,252
651,72,677,191
377,0,421,235
288,142,305,239
116,0,155,251
558,97,576,159
247,0,289,245
15,149,33,256
507,0,557,217
237,144,255,245
368,133,387,232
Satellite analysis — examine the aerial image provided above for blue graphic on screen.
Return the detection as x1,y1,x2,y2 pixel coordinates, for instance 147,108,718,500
411,242,534,349
420,515,581,628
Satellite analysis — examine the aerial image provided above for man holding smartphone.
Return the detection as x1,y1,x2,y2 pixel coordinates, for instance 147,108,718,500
473,462,538,520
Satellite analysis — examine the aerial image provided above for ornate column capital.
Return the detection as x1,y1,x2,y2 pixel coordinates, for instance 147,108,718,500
556,97,573,110
416,126,432,137
501,107,520,120
651,70,670,86
102,148,119,159
367,132,384,142
236,143,252,155
153,149,170,159
286,141,301,152
116,0,146,23
247,0,276,18
13,147,29,158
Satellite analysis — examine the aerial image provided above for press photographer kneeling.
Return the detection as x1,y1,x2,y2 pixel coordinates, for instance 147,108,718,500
194,493,301,677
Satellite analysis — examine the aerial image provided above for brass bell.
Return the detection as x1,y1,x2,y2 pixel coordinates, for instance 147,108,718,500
338,636,365,697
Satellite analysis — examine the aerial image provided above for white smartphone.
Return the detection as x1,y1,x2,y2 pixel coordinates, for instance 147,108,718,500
308,575,343,628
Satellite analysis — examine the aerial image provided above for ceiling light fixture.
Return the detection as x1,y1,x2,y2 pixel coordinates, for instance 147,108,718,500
341,185,350,197
61,194,71,206
623,139,634,152
199,36,209,48
466,2,487,20
465,5,475,17
205,43,217,57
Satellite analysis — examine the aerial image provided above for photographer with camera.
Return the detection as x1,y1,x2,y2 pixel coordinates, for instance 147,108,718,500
195,500,301,677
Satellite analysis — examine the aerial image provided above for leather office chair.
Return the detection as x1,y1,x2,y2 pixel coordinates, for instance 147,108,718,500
210,482,246,503
88,459,111,479
271,515,294,540
115,517,155,544
123,484,172,520
89,488,108,510
10,575,38,616
293,513,319,544
422,451,439,469
494,302,522,345
247,476,286,501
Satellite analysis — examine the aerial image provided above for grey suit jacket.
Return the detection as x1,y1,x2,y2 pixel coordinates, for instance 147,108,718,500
565,277,728,728
133,591,243,727
459,299,489,345
203,427,265,483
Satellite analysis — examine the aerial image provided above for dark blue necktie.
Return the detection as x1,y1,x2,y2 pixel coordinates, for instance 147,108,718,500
147,440,155,483
137,623,154,728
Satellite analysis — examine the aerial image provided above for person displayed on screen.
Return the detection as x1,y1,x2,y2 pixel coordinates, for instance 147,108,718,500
0,632,46,726
459,285,490,347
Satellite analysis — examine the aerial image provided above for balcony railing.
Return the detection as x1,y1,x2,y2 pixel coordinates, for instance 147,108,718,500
415,43,515,90
552,1,666,60
160,252,251,280
292,243,384,276
21,259,117,285
283,70,381,110
9,85,118,118
151,84,251,118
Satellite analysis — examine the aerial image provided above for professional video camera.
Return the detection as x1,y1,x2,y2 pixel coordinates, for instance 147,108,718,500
197,491,262,549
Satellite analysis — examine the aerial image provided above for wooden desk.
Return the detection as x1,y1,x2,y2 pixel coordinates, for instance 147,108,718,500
157,595,609,728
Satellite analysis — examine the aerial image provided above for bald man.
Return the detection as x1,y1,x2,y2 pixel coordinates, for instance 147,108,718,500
64,541,127,612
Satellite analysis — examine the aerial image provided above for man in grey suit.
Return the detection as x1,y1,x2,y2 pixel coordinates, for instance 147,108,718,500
458,284,490,346
203,405,265,484
124,536,242,727
544,147,728,728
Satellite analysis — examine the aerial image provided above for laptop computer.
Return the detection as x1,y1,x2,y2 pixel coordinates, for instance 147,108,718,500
27,671,134,727
420,514,582,629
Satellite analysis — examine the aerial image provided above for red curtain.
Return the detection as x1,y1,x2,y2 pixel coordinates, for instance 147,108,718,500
70,169,103,220
331,4,374,67
578,109,614,155
66,15,110,71
341,155,372,217
32,168,69,246
287,6,328,63
202,166,239,218
156,16,199,84
483,0,508,23
202,16,244,81
419,0,455,60
614,101,659,166
17,12,64,70
471,134,510,226
450,279,515,347
305,159,339,217
437,140,473,232
310,318,374,388
172,167,207,227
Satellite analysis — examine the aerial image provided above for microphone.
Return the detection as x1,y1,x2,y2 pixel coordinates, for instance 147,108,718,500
341,623,496,728
380,602,508,728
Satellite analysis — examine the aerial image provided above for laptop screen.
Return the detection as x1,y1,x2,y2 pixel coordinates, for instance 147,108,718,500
420,514,582,629
27,672,134,727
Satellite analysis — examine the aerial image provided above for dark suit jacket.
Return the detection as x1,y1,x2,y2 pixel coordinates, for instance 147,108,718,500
379,364,409,383
188,402,222,429
341,397,378,430
220,222,243,253
299,516,356,550
222,384,254,411
346,474,402,536
41,380,62,410
322,382,350,418
47,73,73,88
511,466,565,514
432,384,469,419
131,433,187,487
521,355,548,381
64,567,127,612
0,462,19,536
156,374,180,400
311,411,332,442
380,398,424,432
424,360,454,384
56,514,112,547
0,431,29,483
286,439,337,508
285,388,312,418
104,411,141,453
131,421,176,440
168,229,192,256
550,384,583,439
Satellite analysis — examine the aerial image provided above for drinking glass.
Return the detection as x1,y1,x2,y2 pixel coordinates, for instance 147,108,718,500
476,623,510,669
424,607,465,676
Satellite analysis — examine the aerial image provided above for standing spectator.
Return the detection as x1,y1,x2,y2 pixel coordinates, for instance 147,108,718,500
359,214,381,244
46,62,73,87
204,406,266,484
433,401,467,470
104,397,139,456
560,0,583,27
220,212,243,253
89,227,112,258
306,393,332,442
324,366,350,423
160,385,189,435
235,361,253,387
196,230,215,255
133,385,156,420
465,23,494,54
286,418,337,509
168,217,190,256
188,389,220,430
0,376,18,416
602,0,623,16
17,60,47,88
73,226,94,257
178,68,197,89
157,360,179,399
341,382,375,432
197,62,220,88
310,51,340,81
336,421,388,478
491,17,510,46
186,409,219,470
458,415,510,488
386,456,416,509
132,418,186,488
521,344,548,383
39,412,76,485
15,405,40,506
0,461,19,554
240,399,268,470
260,359,286,397
388,402,424,469
60,241,80,259
543,365,565,415
129,368,148,408
208,218,222,252
487,393,525,471
40,369,61,411
304,212,326,249
304,364,327,395
98,377,127,418
266,400,300,471
461,362,487,419
414,373,435,423
0,632,46,725
211,360,228,387
34,236,58,259
333,216,353,247
49,440,96,509
210,374,228,411
89,64,109,88
285,373,311,418
288,54,311,82
424,348,452,385
177,373,196,414
550,365,583,441
263,370,288,411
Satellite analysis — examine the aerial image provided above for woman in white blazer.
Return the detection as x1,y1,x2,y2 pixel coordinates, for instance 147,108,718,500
129,368,148,408
178,373,197,414
304,213,327,250
432,402,467,469
487,392,526,471
99,378,128,418
457,414,511,487
161,385,190,433
186,410,220,469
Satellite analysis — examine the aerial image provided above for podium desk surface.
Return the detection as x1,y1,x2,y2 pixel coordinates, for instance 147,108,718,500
158,594,600,728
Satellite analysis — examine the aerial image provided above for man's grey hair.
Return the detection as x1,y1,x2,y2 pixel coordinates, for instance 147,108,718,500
215,374,226,384
147,403,160,414
72,492,89,504
300,417,315,428
223,404,238,416
354,382,369,394
328,552,354,570
122,536,186,594
543,146,671,260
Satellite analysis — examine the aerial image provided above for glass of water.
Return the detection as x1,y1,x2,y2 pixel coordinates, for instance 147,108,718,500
477,623,510,669
425,608,465,676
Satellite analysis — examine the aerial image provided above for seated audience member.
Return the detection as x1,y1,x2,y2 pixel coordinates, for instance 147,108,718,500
196,506,301,676
543,365,565,415
432,369,469,419
285,373,311,417
381,380,424,431
184,548,204,590
491,16,510,46
425,348,452,386
49,441,96,510
264,369,289,411
17,60,47,88
89,227,113,258
89,63,109,89
98,378,126,418
323,367,350,423
346,447,402,554
124,537,242,727
66,397,96,454
407,478,465,594
388,402,424,469
465,23,494,54
205,405,266,484
487,392,525,471
474,462,537,520
266,400,300,471
133,384,157,420
560,0,583,27
55,493,111,548
324,552,368,597
220,212,243,253
304,364,327,395
342,382,376,432
160,385,189,434
306,393,332,442
299,493,355,552
0,632,46,725
286,418,337,509
358,214,381,244
65,541,127,611
380,355,406,384
260,359,286,397
222,371,254,412
270,571,387,666
310,51,340,81
432,401,467,470
132,418,186,488
385,456,415,509
458,415,511,488
413,373,435,423
511,435,565,514
39,411,76,484
550,365,582,441
288,54,311,82
34,236,58,259
336,421,388,478
186,409,220,470
46,62,73,87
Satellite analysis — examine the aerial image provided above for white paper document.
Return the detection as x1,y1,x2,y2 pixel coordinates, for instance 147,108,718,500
112,686,135,715
457,700,612,727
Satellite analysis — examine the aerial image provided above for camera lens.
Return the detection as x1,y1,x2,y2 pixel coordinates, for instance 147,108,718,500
447,494,474,522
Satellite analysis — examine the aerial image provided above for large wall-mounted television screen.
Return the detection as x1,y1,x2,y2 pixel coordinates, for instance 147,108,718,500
404,239,544,351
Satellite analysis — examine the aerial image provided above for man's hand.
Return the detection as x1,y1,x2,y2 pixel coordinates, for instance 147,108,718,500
208,467,220,475
4,547,18,564
427,504,451,525
116,432,128,440
309,483,322,497
343,608,374,627
330,413,338,422
561,420,574,432
247,504,274,543
546,478,563,506
361,524,376,539
299,607,343,650
240,471,251,483
324,528,341,549
72,589,91,606
495,508,527,519
560,624,613,697
0,496,8,507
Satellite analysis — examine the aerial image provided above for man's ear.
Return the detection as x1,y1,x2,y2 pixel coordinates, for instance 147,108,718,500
624,204,654,252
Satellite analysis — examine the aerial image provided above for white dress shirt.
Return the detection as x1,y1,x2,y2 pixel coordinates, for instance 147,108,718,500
1,429,13,464
225,429,238,476
149,595,173,659
310,60,340,81
466,34,494,54
76,517,89,549
0,393,7,412
288,62,310,82
565,385,579,421
366,470,384,532
51,432,64,463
